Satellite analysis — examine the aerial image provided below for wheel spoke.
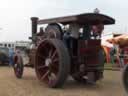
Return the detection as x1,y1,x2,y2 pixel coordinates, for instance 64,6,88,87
37,54,45,60
41,70,50,80
48,72,57,82
51,50,57,59
52,58,59,63
52,67,58,73
37,65,47,69
49,48,53,57
41,44,49,54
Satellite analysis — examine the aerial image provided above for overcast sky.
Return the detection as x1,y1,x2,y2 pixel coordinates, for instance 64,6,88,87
0,0,128,41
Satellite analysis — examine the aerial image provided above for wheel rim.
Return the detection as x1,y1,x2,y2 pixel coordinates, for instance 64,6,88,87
35,41,60,86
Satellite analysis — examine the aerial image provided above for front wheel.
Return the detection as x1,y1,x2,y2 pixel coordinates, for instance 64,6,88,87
13,55,24,78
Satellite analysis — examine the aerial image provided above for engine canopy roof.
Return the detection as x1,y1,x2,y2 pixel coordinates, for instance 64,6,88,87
37,13,115,25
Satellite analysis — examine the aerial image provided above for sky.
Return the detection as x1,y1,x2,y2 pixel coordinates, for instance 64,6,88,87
0,0,128,42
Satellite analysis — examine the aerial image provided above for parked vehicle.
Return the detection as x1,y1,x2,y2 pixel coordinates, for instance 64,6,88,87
0,47,9,64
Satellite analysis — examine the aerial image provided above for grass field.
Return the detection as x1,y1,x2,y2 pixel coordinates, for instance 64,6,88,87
0,66,126,96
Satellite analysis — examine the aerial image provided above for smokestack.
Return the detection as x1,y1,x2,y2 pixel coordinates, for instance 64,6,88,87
31,17,38,43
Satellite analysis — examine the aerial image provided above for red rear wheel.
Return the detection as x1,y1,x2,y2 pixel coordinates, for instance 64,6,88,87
35,39,70,88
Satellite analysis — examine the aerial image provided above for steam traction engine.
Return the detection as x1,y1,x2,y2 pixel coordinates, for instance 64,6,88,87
13,13,115,88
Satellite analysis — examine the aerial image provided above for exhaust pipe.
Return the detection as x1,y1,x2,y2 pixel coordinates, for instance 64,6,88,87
30,17,39,43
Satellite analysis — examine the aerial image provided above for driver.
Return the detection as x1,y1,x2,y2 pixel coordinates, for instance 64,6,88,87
92,23,104,39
